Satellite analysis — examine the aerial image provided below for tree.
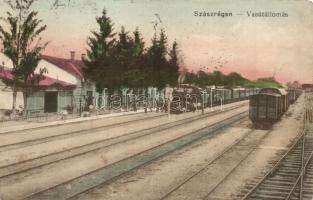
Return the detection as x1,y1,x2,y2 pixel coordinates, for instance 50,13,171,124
183,70,252,88
83,8,116,94
0,0,48,116
133,28,144,57
210,70,225,86
167,41,180,86
225,72,246,87
114,26,147,90
184,71,197,85
146,29,169,90
196,70,210,87
123,28,146,90
113,26,133,89
131,28,146,89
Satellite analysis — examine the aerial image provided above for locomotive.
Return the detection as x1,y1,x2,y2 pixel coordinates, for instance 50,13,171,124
169,85,202,114
249,87,301,128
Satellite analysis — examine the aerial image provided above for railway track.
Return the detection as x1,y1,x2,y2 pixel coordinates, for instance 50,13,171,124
239,122,313,200
0,104,246,179
15,111,248,200
0,102,248,153
0,112,166,151
156,126,272,200
155,96,304,200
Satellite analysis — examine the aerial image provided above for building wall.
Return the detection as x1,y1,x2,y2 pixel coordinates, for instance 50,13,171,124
0,80,24,110
25,82,98,114
27,88,74,114
35,60,77,85
26,91,44,113
58,90,73,112
0,53,100,113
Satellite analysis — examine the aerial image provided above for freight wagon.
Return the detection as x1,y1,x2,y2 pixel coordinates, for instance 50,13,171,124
249,87,301,128
169,86,260,114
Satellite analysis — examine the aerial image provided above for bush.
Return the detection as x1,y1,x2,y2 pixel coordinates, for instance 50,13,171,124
4,110,12,116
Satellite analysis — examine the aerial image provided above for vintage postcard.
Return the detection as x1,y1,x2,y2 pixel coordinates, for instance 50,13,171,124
0,0,312,199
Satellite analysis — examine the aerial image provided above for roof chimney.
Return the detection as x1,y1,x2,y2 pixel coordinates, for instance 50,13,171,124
70,51,75,61
81,54,86,61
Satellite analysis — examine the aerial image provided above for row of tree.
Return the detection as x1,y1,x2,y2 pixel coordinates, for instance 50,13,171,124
184,70,283,88
83,9,180,95
184,70,248,88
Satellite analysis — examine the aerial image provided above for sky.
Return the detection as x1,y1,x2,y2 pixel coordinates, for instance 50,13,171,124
0,0,313,83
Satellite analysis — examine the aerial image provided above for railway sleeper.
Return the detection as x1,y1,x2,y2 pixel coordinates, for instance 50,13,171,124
305,173,313,178
247,197,275,200
250,192,287,200
285,153,303,157
284,156,303,161
302,188,313,194
263,179,296,186
303,191,313,197
276,169,300,174
303,181,313,187
256,184,298,193
280,162,302,167
283,156,302,160
283,158,302,162
278,166,302,171
254,189,293,198
303,194,313,200
269,175,299,181
274,172,300,177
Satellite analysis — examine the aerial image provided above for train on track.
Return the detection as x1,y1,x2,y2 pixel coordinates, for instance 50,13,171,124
168,85,260,114
249,87,302,128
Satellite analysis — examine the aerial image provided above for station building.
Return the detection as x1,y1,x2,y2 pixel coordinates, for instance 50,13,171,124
0,52,98,115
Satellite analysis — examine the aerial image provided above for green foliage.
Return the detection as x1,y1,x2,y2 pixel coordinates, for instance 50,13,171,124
167,41,180,86
145,29,179,90
113,26,146,89
250,77,283,88
84,10,181,93
0,0,47,112
0,9,47,87
83,8,116,94
183,71,283,89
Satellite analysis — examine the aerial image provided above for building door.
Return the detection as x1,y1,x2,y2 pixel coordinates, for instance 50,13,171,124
86,91,93,106
44,92,58,113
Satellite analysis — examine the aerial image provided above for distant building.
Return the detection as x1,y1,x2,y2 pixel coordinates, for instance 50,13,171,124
0,52,99,114
302,84,313,92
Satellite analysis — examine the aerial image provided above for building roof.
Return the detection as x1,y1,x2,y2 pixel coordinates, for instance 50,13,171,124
0,69,76,88
42,55,85,80
254,93,281,97
38,76,76,88
0,70,14,80
259,88,288,96
302,84,313,89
